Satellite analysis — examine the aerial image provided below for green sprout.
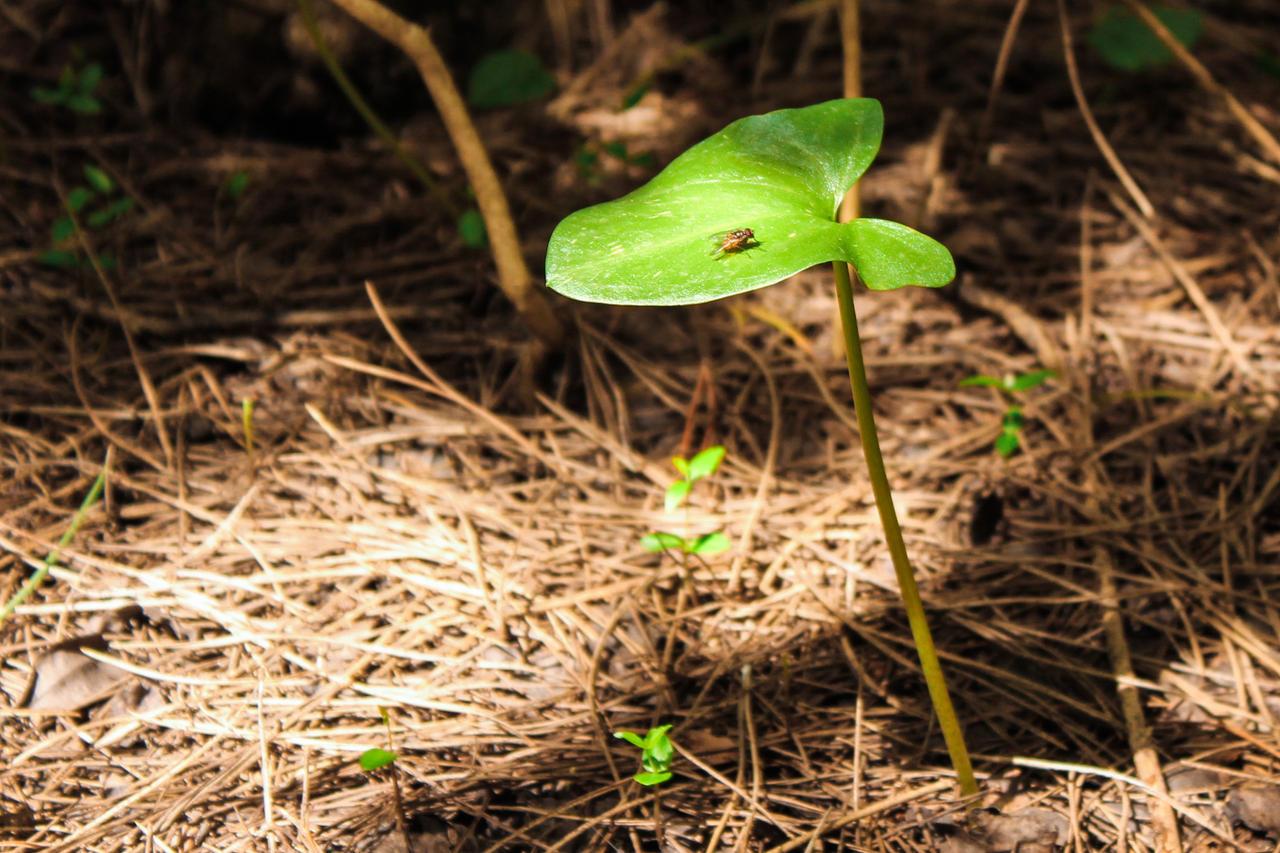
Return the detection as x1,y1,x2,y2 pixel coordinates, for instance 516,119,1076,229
959,369,1057,458
40,163,134,270
31,56,104,114
614,724,674,786
547,98,977,797
641,445,730,557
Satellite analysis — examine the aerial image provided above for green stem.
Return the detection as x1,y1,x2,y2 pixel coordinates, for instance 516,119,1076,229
832,261,978,798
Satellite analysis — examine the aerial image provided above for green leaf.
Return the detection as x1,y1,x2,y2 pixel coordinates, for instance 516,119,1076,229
467,49,556,108
89,196,134,227
1001,406,1024,432
994,432,1020,458
83,164,114,194
546,99,955,306
622,79,650,110
30,86,66,104
613,731,645,748
77,62,104,93
225,171,250,200
358,748,397,771
634,770,672,786
687,445,726,481
66,93,103,114
670,456,691,478
688,532,731,555
38,249,79,267
644,725,673,760
458,207,488,249
959,375,1004,389
66,187,95,213
641,531,687,553
664,479,692,513
51,216,76,243
1087,6,1203,72
1008,369,1057,392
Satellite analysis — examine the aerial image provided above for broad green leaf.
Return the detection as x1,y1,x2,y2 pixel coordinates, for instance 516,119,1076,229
687,445,726,481
546,99,955,306
688,532,730,555
959,375,1003,389
634,770,672,786
358,748,397,771
83,164,113,194
458,208,488,248
467,49,556,108
1009,369,1057,392
641,531,687,552
613,731,645,748
644,726,673,760
664,479,691,513
1087,6,1203,72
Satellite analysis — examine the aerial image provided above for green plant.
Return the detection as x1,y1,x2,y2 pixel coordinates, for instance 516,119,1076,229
356,707,411,846
614,724,675,786
0,462,107,628
31,55,104,114
547,98,977,797
40,163,134,270
959,369,1057,458
641,445,730,557
466,49,556,109
1087,5,1203,72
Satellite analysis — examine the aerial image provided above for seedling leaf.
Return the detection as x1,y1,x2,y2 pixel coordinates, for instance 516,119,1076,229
664,479,692,513
78,62,103,93
1009,369,1057,392
641,531,687,553
458,207,488,248
358,748,397,771
66,187,94,213
689,532,731,555
1001,407,1024,431
994,432,1020,457
467,49,556,108
51,216,76,243
66,93,102,114
87,198,134,228
687,445,726,481
38,249,79,267
634,770,672,786
613,731,645,748
83,164,114,194
547,99,955,306
1087,5,1203,72
671,456,691,478
225,171,250,200
959,375,1004,389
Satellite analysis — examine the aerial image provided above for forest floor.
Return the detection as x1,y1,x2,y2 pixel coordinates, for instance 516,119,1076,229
3,1,1280,851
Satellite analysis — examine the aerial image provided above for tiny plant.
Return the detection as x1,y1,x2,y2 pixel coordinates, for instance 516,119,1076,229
959,369,1057,458
1087,5,1203,72
40,163,134,270
547,98,978,797
356,707,411,848
641,445,731,558
31,54,104,114
614,724,674,786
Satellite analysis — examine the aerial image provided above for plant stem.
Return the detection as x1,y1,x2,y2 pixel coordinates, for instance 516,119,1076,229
832,261,978,798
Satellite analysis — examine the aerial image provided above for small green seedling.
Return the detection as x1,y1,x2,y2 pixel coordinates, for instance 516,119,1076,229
641,445,730,557
31,55,104,114
40,163,134,270
1087,5,1203,72
355,707,412,848
224,171,250,201
614,724,674,786
960,369,1057,458
547,99,978,797
467,49,556,109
